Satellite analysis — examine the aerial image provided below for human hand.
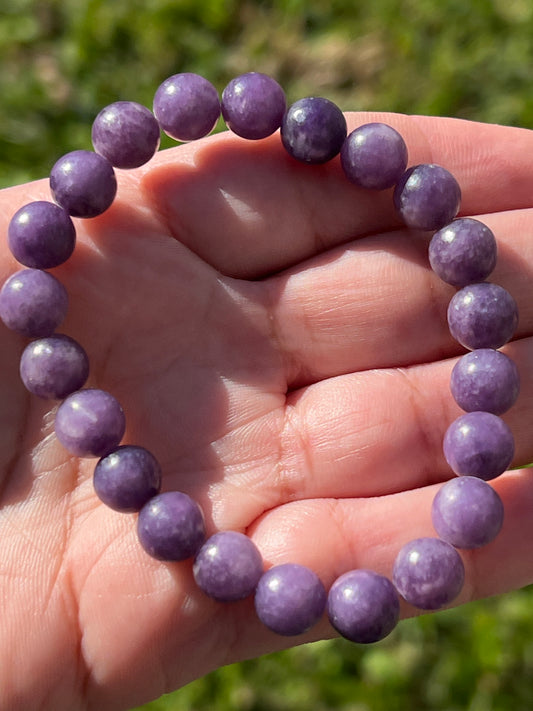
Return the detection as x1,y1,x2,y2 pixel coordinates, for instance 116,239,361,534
1,113,533,711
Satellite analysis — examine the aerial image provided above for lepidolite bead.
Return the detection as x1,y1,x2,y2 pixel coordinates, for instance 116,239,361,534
393,164,461,231
193,531,263,602
50,150,117,218
447,282,518,350
20,334,89,399
8,201,76,269
429,218,497,287
94,445,162,513
55,388,125,457
0,268,68,337
432,476,504,549
281,97,347,164
254,563,326,636
327,569,400,644
92,101,161,169
340,123,408,190
153,73,220,142
392,537,465,610
443,411,514,481
450,349,520,414
137,491,206,561
221,72,286,140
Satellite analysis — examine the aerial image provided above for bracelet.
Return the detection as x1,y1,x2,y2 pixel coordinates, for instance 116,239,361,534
0,71,519,645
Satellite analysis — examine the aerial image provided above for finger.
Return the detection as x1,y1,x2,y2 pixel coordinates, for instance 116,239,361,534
266,207,533,387
141,115,533,278
249,466,533,618
209,336,533,528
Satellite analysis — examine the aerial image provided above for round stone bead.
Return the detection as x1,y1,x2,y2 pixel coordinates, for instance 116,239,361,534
429,218,497,287
327,569,400,644
94,445,162,513
340,122,408,190
254,563,326,636
393,164,461,231
280,97,347,164
20,334,89,399
91,101,161,169
447,282,518,350
221,72,286,140
0,268,68,337
392,537,465,610
443,411,514,481
50,150,117,218
450,348,520,415
54,388,126,458
153,73,220,142
432,476,504,549
8,201,76,269
137,491,206,561
193,531,263,602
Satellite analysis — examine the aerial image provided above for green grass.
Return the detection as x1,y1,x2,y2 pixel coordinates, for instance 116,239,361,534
2,1,533,708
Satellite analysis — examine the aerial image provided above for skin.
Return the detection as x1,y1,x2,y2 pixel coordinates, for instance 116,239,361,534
1,113,533,710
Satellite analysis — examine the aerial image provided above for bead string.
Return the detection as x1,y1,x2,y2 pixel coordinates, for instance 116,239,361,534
0,72,519,644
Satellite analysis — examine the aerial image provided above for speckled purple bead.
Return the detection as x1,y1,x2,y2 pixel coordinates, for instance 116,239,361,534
392,537,465,610
327,569,400,644
138,491,205,561
393,164,461,231
254,563,326,636
429,218,497,287
0,268,68,337
443,411,514,481
20,334,89,399
432,476,504,549
92,101,161,169
94,445,162,513
450,349,520,414
221,72,286,140
50,150,117,218
153,73,220,142
340,123,408,190
55,388,125,458
193,531,263,602
8,201,76,269
447,282,518,350
281,97,347,164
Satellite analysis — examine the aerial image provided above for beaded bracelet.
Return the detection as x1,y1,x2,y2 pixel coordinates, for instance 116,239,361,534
0,71,519,645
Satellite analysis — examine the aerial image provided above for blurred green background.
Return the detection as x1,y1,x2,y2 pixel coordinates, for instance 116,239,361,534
2,0,533,709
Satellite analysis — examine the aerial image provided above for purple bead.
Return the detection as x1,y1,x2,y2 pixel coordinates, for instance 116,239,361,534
443,411,514,481
327,569,400,644
8,201,76,269
94,445,162,513
392,537,465,610
221,72,286,140
91,101,161,169
0,268,68,337
429,218,497,287
20,334,89,399
432,476,504,549
450,349,520,414
254,563,326,636
137,491,206,561
153,73,220,142
50,150,117,218
340,123,408,190
193,531,263,602
447,283,518,350
54,388,125,458
280,97,347,164
393,164,461,231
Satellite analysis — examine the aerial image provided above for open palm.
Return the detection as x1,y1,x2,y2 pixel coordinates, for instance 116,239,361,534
2,113,533,711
